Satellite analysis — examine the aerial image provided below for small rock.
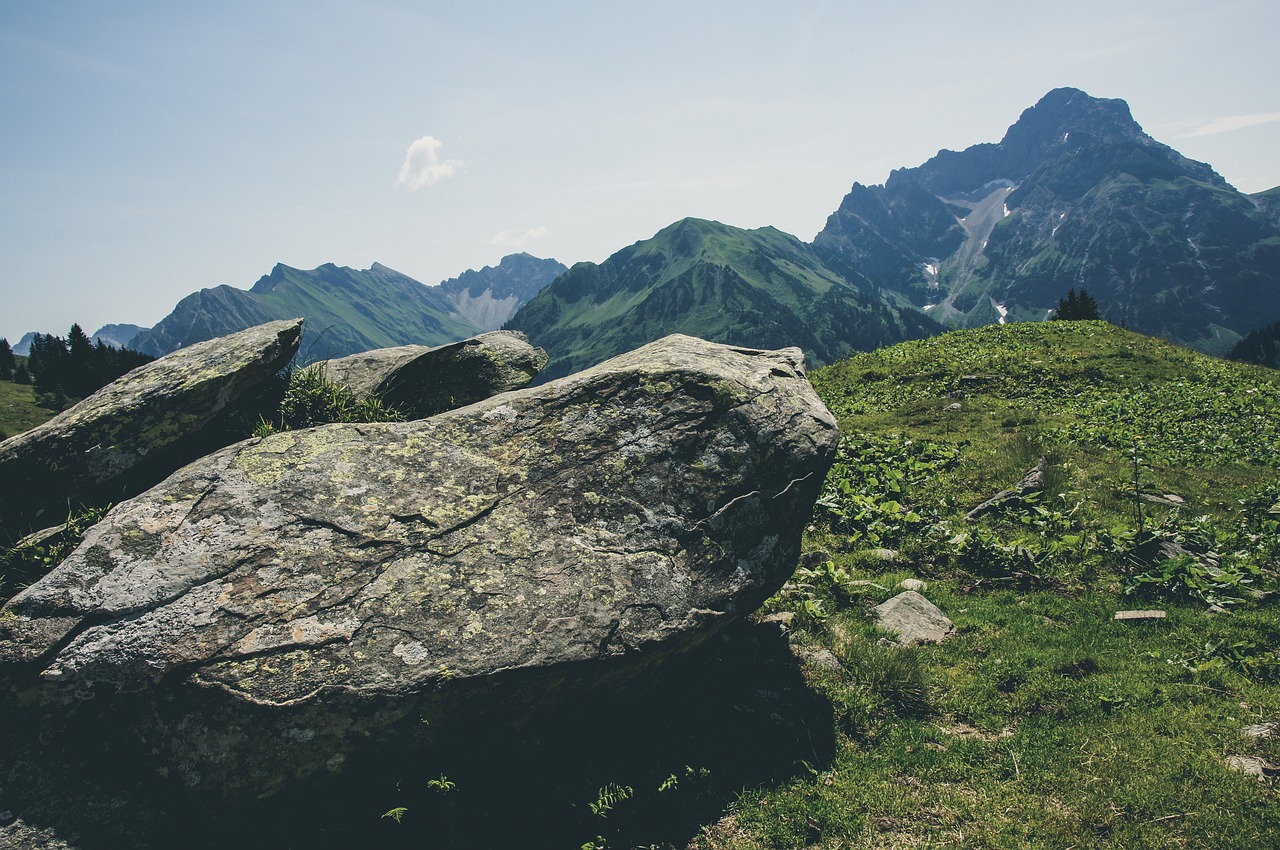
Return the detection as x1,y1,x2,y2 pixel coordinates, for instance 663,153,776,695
1226,755,1276,780
798,550,832,568
964,459,1047,521
865,548,901,562
874,591,954,645
1243,721,1278,741
944,402,963,411
898,578,927,592
1113,610,1167,621
761,612,795,629
1205,604,1230,616
792,647,842,674
1139,492,1187,507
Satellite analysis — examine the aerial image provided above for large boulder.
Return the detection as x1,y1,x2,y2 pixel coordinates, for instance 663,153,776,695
317,330,548,418
0,319,302,536
0,334,837,815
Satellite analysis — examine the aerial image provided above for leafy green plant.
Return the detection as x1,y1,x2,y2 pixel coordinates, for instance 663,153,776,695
381,806,408,824
1122,513,1261,606
814,433,958,547
588,783,634,818
1172,638,1280,683
426,774,457,793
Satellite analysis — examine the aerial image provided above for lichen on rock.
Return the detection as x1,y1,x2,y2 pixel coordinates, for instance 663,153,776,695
0,319,303,536
0,333,838,804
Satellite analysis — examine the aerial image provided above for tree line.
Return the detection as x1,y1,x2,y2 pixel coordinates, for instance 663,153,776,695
0,325,154,409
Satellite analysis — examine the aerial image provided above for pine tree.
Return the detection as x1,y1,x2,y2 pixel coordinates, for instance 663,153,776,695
1053,288,1101,321
0,338,13,380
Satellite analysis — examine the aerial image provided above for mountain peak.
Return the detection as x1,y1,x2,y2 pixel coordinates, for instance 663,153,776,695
999,87,1144,158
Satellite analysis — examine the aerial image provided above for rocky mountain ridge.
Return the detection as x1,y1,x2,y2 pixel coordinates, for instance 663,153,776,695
813,87,1280,354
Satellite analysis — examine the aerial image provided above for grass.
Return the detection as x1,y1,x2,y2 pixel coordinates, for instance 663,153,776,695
0,379,58,439
694,321,1280,849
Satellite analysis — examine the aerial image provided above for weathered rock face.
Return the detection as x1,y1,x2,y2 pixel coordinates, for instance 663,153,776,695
318,330,548,418
0,334,837,806
0,319,302,536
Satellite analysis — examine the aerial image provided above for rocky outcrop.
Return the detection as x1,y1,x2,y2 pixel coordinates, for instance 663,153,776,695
318,330,548,419
0,334,837,824
0,319,302,536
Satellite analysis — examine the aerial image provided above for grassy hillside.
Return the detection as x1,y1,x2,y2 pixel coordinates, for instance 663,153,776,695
691,321,1280,848
0,379,57,440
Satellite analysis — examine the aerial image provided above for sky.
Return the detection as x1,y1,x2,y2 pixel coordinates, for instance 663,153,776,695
2,0,1278,343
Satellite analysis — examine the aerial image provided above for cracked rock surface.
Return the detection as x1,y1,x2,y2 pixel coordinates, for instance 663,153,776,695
0,333,837,805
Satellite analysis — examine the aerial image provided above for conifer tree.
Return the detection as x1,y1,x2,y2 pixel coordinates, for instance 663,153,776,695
1053,288,1101,321
0,338,13,380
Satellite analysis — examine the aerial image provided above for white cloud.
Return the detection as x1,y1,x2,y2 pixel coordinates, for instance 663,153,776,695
483,225,550,247
395,136,462,190
1181,112,1280,138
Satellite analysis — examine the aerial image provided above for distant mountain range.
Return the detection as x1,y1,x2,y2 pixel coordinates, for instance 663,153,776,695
505,218,940,382
11,88,1278,375
129,253,566,361
504,88,1280,376
813,87,1280,354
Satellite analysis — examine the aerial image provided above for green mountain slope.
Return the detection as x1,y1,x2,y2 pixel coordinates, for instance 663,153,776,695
1252,185,1280,229
132,255,565,362
506,217,941,382
814,88,1280,354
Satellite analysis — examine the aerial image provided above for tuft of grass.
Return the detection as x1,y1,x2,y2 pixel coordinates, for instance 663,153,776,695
251,363,404,436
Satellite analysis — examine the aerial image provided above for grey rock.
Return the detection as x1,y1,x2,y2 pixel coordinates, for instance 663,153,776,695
792,646,842,674
1113,610,1167,621
964,458,1048,521
1243,721,1278,741
318,330,548,419
798,550,832,568
0,319,302,534
866,548,901,562
874,591,955,645
898,578,927,592
761,611,795,629
1139,492,1187,507
0,333,838,803
1226,755,1277,780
